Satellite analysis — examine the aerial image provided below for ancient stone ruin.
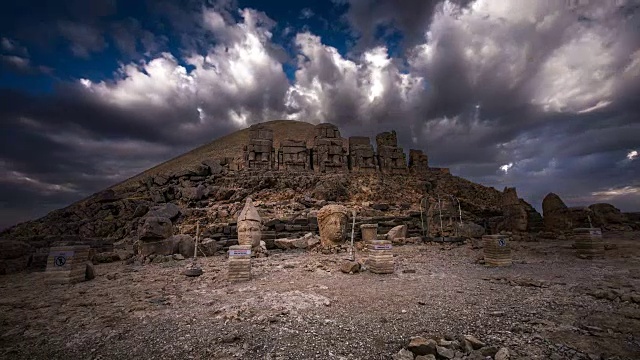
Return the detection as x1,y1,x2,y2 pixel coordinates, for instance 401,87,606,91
241,123,440,174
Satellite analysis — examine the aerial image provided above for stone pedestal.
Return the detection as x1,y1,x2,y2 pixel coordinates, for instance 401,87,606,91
228,245,252,281
313,124,347,173
278,140,309,171
349,137,377,172
46,245,91,284
367,240,394,274
482,235,511,267
360,224,378,242
243,125,275,169
573,228,604,259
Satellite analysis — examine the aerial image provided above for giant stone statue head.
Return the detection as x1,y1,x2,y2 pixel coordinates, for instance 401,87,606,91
317,204,349,247
237,197,261,247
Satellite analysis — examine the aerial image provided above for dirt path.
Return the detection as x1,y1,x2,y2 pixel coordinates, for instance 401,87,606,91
1,232,639,359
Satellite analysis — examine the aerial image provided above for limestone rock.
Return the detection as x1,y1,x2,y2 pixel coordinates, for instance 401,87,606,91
147,203,181,220
92,252,121,263
436,345,454,359
138,237,180,257
85,262,95,280
543,193,571,231
386,225,407,241
0,240,32,260
199,238,218,256
495,347,510,360
392,349,414,360
182,185,205,201
415,355,436,360
589,203,628,227
501,187,528,232
463,335,485,350
408,337,437,356
139,216,173,241
455,222,485,238
340,260,360,274
174,235,195,258
317,204,349,247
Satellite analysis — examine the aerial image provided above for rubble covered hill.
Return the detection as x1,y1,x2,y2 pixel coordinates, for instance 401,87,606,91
0,121,636,268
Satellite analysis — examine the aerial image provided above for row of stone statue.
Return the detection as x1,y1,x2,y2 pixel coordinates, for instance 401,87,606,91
243,123,431,174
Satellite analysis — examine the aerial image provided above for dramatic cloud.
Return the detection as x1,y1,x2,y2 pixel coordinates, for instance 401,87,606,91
1,0,639,230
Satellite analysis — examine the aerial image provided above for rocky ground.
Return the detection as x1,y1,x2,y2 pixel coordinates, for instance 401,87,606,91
1,232,639,360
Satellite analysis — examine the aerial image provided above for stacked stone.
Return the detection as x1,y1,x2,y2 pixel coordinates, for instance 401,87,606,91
408,149,429,173
313,123,347,173
482,235,512,267
45,245,90,284
375,130,407,174
228,245,252,281
573,228,604,259
368,240,394,274
278,139,309,171
348,137,377,172
243,125,274,169
360,224,378,242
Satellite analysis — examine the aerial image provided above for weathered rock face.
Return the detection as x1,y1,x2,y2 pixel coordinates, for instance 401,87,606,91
313,123,347,173
376,130,407,174
237,198,262,247
0,240,32,275
408,149,429,173
278,140,309,171
138,217,173,241
501,187,528,232
349,137,376,172
317,204,349,247
243,124,274,169
589,203,629,228
138,237,180,257
386,225,407,241
455,222,485,238
543,193,571,231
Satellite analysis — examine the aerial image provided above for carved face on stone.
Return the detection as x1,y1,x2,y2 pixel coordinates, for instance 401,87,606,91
317,204,348,247
237,220,261,247
237,197,262,247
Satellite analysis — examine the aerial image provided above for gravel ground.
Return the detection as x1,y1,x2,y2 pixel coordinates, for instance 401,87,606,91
1,232,639,360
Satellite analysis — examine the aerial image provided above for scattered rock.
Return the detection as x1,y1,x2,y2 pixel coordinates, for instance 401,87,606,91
386,225,407,241
415,355,436,360
340,260,361,274
392,349,414,360
495,347,510,360
408,337,437,356
463,335,485,350
436,345,454,359
85,262,95,280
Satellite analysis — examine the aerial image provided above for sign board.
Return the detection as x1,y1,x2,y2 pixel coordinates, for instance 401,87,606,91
589,229,602,236
50,250,74,270
373,244,392,250
229,249,251,256
498,239,506,247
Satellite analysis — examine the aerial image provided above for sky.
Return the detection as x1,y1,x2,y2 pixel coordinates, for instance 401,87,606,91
1,0,639,230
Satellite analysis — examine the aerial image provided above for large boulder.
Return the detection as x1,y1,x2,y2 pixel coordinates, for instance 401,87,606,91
386,225,407,241
147,203,181,220
589,203,628,227
542,193,571,231
0,240,32,275
182,185,205,201
138,216,173,241
501,187,528,232
138,237,180,257
455,222,485,238
175,235,195,258
199,238,219,256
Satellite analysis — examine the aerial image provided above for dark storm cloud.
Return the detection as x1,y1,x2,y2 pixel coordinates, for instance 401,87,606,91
340,0,474,51
2,0,640,230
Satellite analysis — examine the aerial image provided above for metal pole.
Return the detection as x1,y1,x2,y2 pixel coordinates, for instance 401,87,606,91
194,222,199,261
349,209,356,261
437,194,443,236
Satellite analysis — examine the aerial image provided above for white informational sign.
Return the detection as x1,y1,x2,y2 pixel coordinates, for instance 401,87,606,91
229,249,252,256
498,239,507,247
373,244,392,250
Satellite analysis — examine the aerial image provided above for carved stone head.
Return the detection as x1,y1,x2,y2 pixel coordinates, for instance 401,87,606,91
237,197,261,247
317,204,348,247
